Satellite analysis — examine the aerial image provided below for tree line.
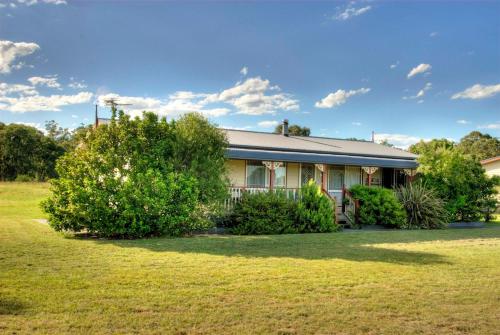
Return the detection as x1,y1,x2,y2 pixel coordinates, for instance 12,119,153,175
0,121,91,181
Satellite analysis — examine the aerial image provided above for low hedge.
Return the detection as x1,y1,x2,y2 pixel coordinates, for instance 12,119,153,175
227,181,338,235
349,185,406,228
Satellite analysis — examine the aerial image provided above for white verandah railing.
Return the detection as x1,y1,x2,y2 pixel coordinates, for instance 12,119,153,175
224,187,300,209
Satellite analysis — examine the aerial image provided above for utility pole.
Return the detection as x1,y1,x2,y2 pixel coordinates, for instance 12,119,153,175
371,131,375,142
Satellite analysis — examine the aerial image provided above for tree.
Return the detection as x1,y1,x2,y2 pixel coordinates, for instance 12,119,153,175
0,123,64,181
45,120,93,151
172,113,229,205
43,111,228,238
274,124,311,136
417,146,498,222
379,139,394,147
409,138,455,155
456,131,500,161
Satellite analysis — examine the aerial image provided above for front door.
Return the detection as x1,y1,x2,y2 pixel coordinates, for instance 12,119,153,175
327,165,345,205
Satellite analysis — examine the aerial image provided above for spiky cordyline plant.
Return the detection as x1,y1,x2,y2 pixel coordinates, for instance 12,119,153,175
396,181,449,229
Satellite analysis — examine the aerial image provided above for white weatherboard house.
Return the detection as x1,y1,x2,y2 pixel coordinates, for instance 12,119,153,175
224,120,418,219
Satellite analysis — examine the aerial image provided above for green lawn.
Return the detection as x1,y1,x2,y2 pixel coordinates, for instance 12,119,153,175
1,183,499,334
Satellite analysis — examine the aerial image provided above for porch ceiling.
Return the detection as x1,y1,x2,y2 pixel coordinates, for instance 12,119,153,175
227,148,418,169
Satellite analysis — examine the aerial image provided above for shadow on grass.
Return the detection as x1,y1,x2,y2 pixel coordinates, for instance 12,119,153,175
0,297,28,315
79,228,500,265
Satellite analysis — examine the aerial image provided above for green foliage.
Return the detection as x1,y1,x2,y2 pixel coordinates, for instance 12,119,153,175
456,131,500,161
295,180,338,233
409,138,455,155
228,191,297,235
349,185,407,228
416,146,498,221
274,124,311,136
15,174,35,182
43,111,227,238
171,113,229,205
395,182,449,229
228,181,338,235
0,123,65,181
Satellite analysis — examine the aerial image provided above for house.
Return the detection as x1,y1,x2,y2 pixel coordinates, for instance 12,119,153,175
481,156,500,210
224,120,418,218
481,156,500,178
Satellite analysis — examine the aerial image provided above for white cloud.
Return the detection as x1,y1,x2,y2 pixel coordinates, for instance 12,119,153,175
0,91,93,113
68,78,87,89
240,66,248,76
315,88,370,109
28,75,61,89
451,83,500,100
258,120,279,128
334,5,372,21
407,63,432,79
95,75,298,118
403,82,432,101
97,92,230,119
0,82,38,96
15,0,67,5
352,122,362,126
429,32,438,37
390,61,399,69
71,114,78,118
0,40,40,74
220,125,253,131
374,133,430,149
203,77,299,115
478,122,500,130
456,119,469,125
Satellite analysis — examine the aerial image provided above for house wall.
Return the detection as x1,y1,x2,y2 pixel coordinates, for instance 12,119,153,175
226,159,398,189
483,160,500,178
483,160,500,212
226,159,246,186
286,163,300,188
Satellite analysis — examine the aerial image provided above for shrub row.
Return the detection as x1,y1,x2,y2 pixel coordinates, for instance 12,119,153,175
226,181,338,235
348,182,449,229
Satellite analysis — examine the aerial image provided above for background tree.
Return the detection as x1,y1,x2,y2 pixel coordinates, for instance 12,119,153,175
274,124,311,136
45,120,93,151
409,138,455,155
416,146,497,221
456,131,500,160
0,123,64,181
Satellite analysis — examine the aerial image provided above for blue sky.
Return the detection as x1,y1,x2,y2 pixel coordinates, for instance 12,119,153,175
0,0,499,148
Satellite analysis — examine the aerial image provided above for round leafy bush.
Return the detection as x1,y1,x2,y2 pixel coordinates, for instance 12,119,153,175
296,180,338,233
227,191,297,235
228,181,338,235
42,111,226,238
395,181,448,229
349,184,406,228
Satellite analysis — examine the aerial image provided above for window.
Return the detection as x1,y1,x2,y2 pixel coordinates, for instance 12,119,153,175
328,166,344,191
274,164,286,187
246,161,268,187
301,164,315,186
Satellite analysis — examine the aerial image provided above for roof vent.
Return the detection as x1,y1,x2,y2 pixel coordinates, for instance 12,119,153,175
282,119,289,137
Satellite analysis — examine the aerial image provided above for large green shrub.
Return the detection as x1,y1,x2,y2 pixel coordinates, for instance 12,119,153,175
43,110,226,238
395,182,448,229
349,185,406,228
227,191,297,235
296,180,338,233
416,147,498,221
228,181,338,235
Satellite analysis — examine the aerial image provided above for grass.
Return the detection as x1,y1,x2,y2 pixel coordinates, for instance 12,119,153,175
1,182,499,334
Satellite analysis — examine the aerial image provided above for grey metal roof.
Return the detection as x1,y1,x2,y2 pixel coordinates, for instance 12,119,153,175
228,148,417,169
223,129,418,161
